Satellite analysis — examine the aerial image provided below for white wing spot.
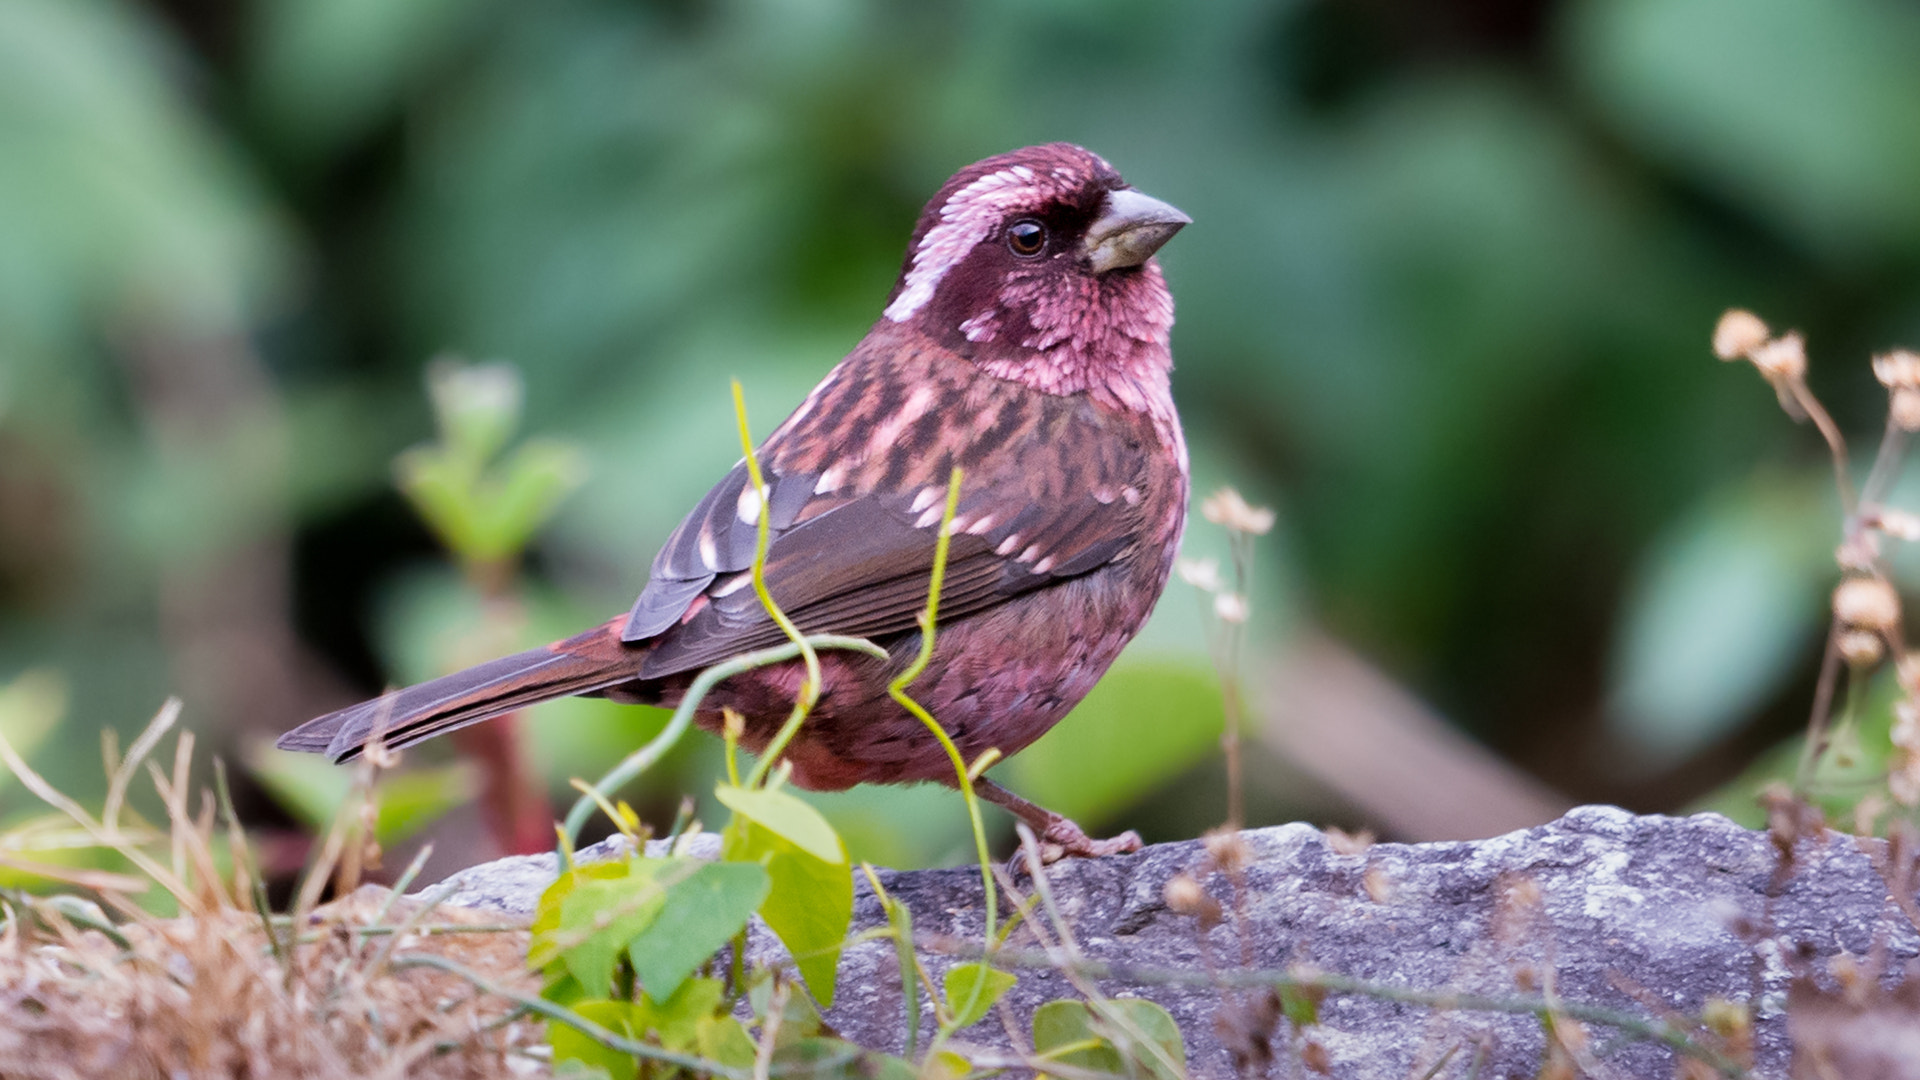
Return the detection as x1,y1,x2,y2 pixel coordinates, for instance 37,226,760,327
1092,486,1115,504
1121,486,1143,506
871,383,938,451
1019,544,1043,564
996,533,1022,557
736,485,763,526
710,571,753,598
1031,555,1056,574
814,467,844,495
915,505,945,529
966,514,995,535
910,485,944,514
698,530,719,570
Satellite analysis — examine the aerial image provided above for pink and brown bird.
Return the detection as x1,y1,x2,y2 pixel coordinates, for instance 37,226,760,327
280,142,1191,859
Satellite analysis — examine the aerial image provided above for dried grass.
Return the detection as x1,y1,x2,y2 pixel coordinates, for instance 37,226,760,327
0,699,544,1080
0,883,539,1080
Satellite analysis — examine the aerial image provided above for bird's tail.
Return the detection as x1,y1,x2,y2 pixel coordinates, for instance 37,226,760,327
277,618,642,763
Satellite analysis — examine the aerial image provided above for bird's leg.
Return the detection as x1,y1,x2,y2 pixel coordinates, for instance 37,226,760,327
973,777,1143,863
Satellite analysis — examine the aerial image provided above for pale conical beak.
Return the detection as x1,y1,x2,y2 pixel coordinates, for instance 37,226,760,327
1084,187,1191,273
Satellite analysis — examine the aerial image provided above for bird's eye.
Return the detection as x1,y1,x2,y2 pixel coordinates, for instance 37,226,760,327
1006,219,1047,257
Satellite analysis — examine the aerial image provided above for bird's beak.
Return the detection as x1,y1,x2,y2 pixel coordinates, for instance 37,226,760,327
1084,187,1191,274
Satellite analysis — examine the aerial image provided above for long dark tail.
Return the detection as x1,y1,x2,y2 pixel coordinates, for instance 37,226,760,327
278,619,643,762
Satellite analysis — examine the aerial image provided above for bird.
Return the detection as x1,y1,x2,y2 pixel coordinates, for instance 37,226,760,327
280,142,1191,861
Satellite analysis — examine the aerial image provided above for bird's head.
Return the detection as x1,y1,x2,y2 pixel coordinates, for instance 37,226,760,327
881,143,1189,395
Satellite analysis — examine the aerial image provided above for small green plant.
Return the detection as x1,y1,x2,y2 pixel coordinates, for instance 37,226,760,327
396,358,589,592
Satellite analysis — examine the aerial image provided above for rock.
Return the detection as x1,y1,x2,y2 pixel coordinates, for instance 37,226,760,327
436,807,1918,1077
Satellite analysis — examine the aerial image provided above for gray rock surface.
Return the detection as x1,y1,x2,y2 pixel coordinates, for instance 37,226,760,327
436,807,1917,1078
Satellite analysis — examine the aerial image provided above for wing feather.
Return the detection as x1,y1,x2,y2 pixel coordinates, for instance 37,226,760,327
621,340,1159,678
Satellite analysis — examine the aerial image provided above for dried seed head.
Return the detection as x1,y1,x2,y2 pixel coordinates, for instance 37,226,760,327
1873,349,1920,390
1829,952,1866,997
1895,388,1920,432
1301,1040,1332,1075
1214,592,1249,624
1713,309,1770,360
1747,332,1807,382
1893,701,1919,748
1876,508,1920,542
1203,827,1250,875
1895,753,1920,808
1853,792,1887,836
363,740,400,770
1175,556,1222,592
1836,535,1881,575
1323,826,1375,856
1838,630,1887,668
1201,487,1276,536
1363,867,1393,903
1833,577,1901,633
1163,873,1207,914
1164,873,1223,926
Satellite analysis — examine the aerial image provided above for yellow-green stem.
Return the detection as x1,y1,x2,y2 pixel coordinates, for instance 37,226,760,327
731,380,825,790
884,468,1002,1044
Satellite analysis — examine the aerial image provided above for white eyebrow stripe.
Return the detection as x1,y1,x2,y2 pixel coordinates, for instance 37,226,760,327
883,166,1045,323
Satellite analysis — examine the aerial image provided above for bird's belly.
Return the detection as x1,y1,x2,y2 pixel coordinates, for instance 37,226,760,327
658,566,1159,790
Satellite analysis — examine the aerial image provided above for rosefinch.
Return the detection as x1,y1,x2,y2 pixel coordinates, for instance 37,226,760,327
282,143,1190,860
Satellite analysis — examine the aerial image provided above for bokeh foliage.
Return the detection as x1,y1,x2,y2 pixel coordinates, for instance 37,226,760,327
4,0,1920,865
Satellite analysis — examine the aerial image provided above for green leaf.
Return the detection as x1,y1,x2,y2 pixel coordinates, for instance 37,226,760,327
628,860,769,1002
1604,476,1832,767
943,962,1016,1031
1278,985,1320,1028
722,806,850,1006
1568,0,1920,255
371,767,486,844
1034,1000,1122,1076
748,978,826,1044
549,999,643,1080
248,747,477,846
770,1038,914,1080
881,888,920,1055
466,437,588,560
1033,999,1185,1080
696,1014,759,1069
557,867,668,996
714,784,844,863
531,860,633,970
633,977,726,1049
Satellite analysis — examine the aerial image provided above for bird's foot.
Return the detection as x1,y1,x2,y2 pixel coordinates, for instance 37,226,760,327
1032,817,1144,865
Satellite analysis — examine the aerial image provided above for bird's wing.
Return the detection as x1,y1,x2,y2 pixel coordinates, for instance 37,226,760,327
622,350,1159,679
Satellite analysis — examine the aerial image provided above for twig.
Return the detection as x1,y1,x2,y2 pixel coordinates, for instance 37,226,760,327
937,944,1747,1078
391,953,753,1078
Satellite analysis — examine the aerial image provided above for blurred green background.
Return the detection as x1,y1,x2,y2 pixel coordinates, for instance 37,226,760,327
5,0,1920,877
